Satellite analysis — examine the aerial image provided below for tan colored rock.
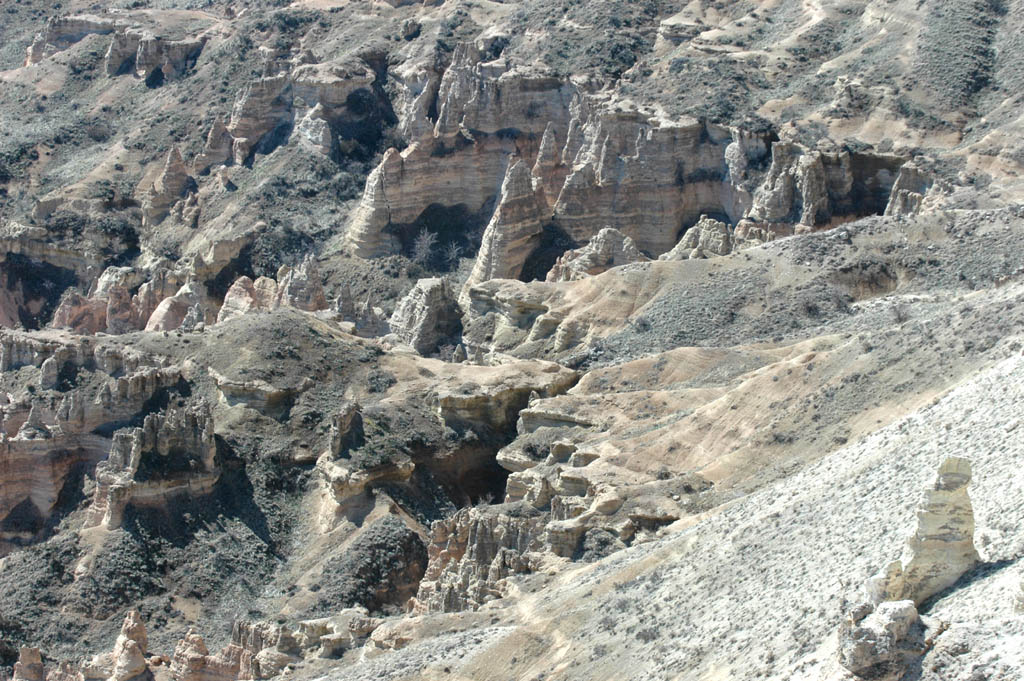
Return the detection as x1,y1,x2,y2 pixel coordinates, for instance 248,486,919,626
45,662,84,681
461,161,545,303
228,74,291,164
51,291,108,334
25,15,118,66
39,357,59,390
193,116,233,174
169,631,243,681
86,403,218,530
134,33,205,82
885,162,932,217
412,504,546,613
274,256,326,312
144,281,208,332
546,227,647,281
328,401,363,459
866,456,980,606
388,278,461,355
660,215,733,260
290,58,375,109
13,648,44,681
333,282,355,321
143,148,195,228
294,104,333,156
344,48,570,258
80,610,150,681
353,294,388,338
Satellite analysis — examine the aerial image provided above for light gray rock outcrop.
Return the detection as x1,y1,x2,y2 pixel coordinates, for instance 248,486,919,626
388,278,462,356
866,456,980,606
546,227,647,281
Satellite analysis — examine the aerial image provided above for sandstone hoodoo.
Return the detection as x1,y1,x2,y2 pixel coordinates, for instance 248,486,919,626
2,1,1024,680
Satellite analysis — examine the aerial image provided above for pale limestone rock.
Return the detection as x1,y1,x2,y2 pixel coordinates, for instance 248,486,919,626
333,283,355,321
103,29,139,76
108,639,146,681
169,631,243,681
354,295,388,338
461,161,545,304
17,403,50,439
144,281,208,332
119,610,148,655
343,49,571,258
193,116,233,174
46,662,84,681
274,256,327,312
86,403,218,530
39,357,59,390
217,276,280,324
452,343,467,363
133,33,205,82
885,162,932,217
216,276,259,324
1016,572,1024,614
13,648,44,681
228,74,291,164
295,609,382,658
838,600,920,677
546,227,647,282
328,401,363,458
294,104,333,156
80,610,150,681
25,15,118,66
143,148,195,228
732,218,794,249
412,504,547,613
866,456,979,606
344,150,400,258
660,215,733,261
290,58,375,109
388,278,462,356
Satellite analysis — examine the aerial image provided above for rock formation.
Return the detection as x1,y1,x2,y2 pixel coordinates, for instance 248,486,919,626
86,403,218,530
142,148,196,229
885,163,933,217
216,258,326,325
866,456,980,606
12,648,43,681
274,256,327,313
25,15,119,65
659,215,733,260
546,227,647,281
413,504,546,613
387,278,461,355
460,161,545,303
144,281,209,332
837,600,922,678
81,611,149,681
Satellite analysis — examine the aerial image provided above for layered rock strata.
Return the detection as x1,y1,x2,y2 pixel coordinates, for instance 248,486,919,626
459,161,546,303
85,403,219,530
216,257,327,324
546,227,647,281
387,278,461,356
865,456,980,606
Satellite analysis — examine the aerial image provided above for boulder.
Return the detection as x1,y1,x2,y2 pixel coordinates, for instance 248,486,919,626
838,600,921,677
